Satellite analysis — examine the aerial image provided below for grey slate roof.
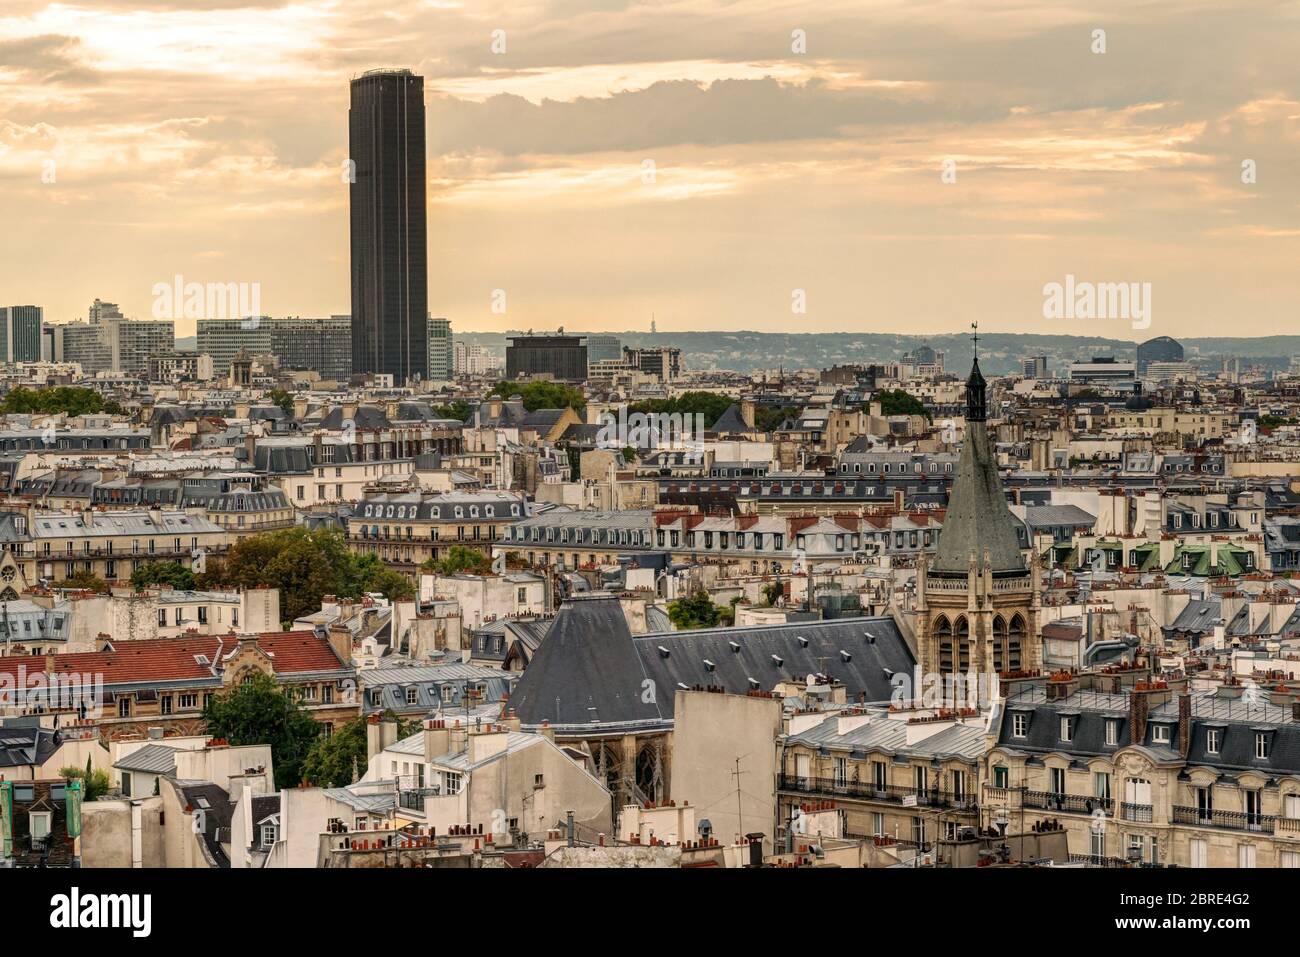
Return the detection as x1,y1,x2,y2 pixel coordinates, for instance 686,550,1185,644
509,596,916,732
930,366,1025,576
113,743,178,775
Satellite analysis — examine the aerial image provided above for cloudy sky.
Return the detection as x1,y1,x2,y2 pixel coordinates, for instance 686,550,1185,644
1,0,1297,339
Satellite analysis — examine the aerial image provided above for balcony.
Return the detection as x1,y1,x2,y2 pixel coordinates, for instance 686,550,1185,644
1172,806,1274,834
1023,790,1113,815
1120,802,1154,823
777,774,977,811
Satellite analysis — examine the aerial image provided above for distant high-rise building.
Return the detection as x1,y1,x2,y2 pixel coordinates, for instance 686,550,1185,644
88,299,124,324
453,341,490,376
1136,336,1183,374
349,69,428,385
0,306,42,364
506,333,587,381
196,317,351,379
1022,355,1048,378
624,345,682,382
586,334,622,365
105,318,175,376
427,317,453,380
51,322,113,374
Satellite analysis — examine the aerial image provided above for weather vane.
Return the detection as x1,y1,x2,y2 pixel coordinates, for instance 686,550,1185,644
971,321,980,359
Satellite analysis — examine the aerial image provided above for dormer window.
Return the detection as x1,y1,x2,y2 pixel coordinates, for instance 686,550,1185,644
1105,719,1119,747
1256,732,1272,760
1060,716,1074,742
261,823,278,847
1012,712,1029,737
1151,724,1171,745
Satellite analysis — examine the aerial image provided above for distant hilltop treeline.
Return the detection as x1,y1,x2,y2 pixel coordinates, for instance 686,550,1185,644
174,330,1300,376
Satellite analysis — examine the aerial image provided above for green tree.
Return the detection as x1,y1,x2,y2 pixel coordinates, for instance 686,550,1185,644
432,400,473,422
628,391,734,429
353,553,416,600
754,404,801,433
870,389,931,420
667,590,730,630
422,545,491,576
130,560,196,592
301,711,421,788
197,527,413,625
59,570,110,593
203,672,322,789
488,380,586,413
0,386,123,417
300,715,368,788
59,758,111,801
266,388,295,415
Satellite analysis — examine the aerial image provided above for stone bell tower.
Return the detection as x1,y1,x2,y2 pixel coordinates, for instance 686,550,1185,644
915,353,1041,683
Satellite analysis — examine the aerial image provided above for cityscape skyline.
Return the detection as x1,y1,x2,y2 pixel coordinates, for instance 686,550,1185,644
3,1,1299,338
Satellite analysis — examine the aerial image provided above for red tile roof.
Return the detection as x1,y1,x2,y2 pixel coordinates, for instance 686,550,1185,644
0,631,346,686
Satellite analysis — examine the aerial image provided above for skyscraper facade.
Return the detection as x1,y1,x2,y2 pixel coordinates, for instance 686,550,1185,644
0,306,43,364
427,317,452,380
348,69,428,385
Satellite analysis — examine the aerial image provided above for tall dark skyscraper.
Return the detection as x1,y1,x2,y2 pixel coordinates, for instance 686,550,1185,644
349,69,428,385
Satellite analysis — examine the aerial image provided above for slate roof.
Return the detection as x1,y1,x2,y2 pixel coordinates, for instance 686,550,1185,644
788,712,986,762
711,404,753,434
930,360,1025,576
996,686,1300,778
1165,598,1222,634
176,781,233,867
509,596,916,732
113,743,177,775
0,723,59,769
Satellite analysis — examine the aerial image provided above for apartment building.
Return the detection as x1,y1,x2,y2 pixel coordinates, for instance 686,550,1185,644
984,677,1300,867
0,507,228,584
346,490,528,576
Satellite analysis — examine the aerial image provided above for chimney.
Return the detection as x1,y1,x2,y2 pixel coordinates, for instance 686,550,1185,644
1130,690,1149,745
326,624,353,666
244,431,257,464
739,400,756,429
1178,692,1192,758
379,714,398,752
566,809,575,847
468,726,509,764
423,719,451,763
366,713,383,759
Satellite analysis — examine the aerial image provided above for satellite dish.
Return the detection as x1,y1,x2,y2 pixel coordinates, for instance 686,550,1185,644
806,674,817,688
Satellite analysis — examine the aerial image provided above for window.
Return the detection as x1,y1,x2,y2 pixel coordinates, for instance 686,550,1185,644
993,766,1008,789
444,771,462,794
29,811,52,840
871,812,885,837
261,823,277,847
1105,720,1119,747
160,695,172,715
405,687,418,705
1206,728,1221,754
1238,843,1256,868
1011,712,1028,737
179,693,197,709
1190,838,1208,869
1060,717,1073,742
1151,724,1170,744
1094,772,1111,801
1049,767,1065,796
1256,732,1271,759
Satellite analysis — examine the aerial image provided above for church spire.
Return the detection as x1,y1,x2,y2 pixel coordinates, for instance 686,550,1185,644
966,323,987,422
